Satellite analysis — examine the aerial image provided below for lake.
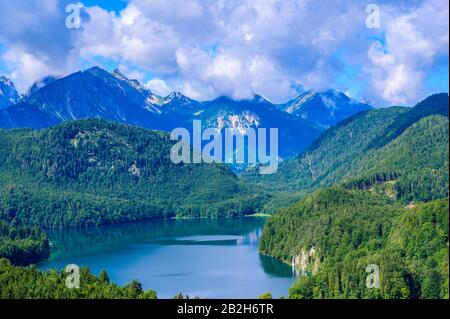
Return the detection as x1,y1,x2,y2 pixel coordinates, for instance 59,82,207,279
39,217,295,299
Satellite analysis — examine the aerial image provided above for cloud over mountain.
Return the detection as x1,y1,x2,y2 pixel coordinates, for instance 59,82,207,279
0,0,448,106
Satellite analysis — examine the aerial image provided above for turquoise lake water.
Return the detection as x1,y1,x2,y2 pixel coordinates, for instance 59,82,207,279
39,217,295,298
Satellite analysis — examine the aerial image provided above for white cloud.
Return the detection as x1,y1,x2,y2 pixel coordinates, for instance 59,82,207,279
120,4,141,26
0,0,447,105
248,56,296,102
0,0,81,92
2,50,56,92
1,48,78,93
365,0,449,105
145,78,172,96
203,53,253,100
367,42,424,105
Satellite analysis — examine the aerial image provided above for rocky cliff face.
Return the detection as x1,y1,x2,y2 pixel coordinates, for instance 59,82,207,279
291,246,320,276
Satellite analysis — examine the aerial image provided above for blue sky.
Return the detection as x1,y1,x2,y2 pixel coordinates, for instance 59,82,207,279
0,0,448,107
79,0,127,13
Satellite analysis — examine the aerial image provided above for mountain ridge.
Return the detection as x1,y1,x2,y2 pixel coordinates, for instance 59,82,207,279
278,89,372,128
244,93,449,209
256,93,449,298
0,67,344,158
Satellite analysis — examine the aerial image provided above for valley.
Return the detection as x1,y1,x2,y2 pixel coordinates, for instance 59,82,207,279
0,67,448,299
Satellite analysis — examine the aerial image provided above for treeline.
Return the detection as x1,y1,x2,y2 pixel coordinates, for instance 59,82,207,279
0,221,49,266
0,258,157,299
259,188,449,299
243,106,409,194
369,92,449,149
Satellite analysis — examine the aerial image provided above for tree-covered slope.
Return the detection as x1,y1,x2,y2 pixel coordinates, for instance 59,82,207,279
257,93,449,299
370,93,449,149
245,93,449,209
343,115,449,201
0,119,266,227
0,258,157,299
0,221,49,266
259,188,449,299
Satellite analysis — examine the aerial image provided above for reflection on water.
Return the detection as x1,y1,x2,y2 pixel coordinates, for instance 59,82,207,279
40,217,295,298
46,218,265,261
259,255,293,277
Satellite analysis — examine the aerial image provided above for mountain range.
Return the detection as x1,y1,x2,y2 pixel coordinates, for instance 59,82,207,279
0,67,373,158
0,67,448,299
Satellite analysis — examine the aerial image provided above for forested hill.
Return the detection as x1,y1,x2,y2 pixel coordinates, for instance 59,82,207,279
257,93,449,299
0,119,266,227
244,93,449,209
259,188,449,299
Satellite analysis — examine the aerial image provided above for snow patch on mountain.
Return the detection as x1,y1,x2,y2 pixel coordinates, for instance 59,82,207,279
280,89,372,128
110,68,163,112
163,92,198,108
215,111,261,134
285,91,315,114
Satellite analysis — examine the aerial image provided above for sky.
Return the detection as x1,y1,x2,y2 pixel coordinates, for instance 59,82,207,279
0,0,448,107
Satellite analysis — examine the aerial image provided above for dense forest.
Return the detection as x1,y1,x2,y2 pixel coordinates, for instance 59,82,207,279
0,93,448,299
0,119,267,227
257,93,449,299
0,258,157,299
342,115,448,202
0,221,49,266
260,188,449,299
0,118,268,299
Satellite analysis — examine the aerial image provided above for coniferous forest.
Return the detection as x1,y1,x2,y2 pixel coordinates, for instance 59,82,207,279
256,93,449,299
